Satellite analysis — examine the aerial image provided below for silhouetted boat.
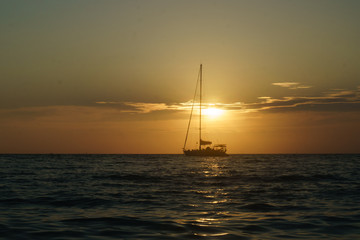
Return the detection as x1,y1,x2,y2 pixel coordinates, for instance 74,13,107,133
183,64,228,156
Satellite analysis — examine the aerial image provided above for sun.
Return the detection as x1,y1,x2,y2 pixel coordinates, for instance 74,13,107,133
203,107,224,118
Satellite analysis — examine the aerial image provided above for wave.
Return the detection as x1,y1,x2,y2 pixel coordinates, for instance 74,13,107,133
241,203,277,212
62,216,186,233
93,173,167,183
203,173,349,184
1,154,359,240
0,196,113,208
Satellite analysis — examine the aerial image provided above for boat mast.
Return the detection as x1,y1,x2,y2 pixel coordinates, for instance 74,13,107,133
199,64,202,150
183,66,201,150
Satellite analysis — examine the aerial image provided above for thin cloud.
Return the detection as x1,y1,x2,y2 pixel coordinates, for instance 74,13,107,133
3,87,359,124
272,82,312,89
239,87,360,112
95,86,360,114
124,102,171,113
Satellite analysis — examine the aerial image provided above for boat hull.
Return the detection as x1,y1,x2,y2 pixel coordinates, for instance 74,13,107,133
183,149,228,157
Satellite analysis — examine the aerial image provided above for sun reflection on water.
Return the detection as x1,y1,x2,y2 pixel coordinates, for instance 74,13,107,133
194,232,229,237
185,157,232,238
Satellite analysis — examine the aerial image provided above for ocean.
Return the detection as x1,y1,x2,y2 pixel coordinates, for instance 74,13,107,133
0,154,359,239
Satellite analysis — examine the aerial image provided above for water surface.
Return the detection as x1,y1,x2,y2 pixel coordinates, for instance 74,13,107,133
1,154,359,239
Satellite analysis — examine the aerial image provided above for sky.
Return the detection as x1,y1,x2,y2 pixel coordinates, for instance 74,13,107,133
1,0,359,153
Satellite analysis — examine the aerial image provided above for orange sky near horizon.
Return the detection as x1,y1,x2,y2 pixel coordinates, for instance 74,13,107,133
1,0,360,154
1,105,359,154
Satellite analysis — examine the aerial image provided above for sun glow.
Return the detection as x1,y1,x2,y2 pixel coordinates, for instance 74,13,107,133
203,107,224,118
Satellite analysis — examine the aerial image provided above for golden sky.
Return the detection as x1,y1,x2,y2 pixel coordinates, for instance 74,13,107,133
1,0,359,153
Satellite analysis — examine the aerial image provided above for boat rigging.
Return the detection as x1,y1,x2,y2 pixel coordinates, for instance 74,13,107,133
183,64,228,156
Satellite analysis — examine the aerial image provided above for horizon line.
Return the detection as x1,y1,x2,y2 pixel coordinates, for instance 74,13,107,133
0,153,359,155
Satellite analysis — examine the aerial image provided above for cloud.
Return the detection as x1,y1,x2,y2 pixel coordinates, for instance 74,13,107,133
7,86,354,120
1,86,359,126
242,87,360,112
272,82,312,89
96,86,360,114
95,101,182,113
123,102,171,113
95,101,248,114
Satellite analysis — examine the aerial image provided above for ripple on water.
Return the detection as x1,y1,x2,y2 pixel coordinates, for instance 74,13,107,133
0,154,359,239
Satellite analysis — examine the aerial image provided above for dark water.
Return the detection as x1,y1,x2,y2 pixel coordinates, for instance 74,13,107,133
0,154,359,239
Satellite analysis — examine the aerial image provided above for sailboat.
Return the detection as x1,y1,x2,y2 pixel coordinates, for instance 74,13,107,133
183,64,228,156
